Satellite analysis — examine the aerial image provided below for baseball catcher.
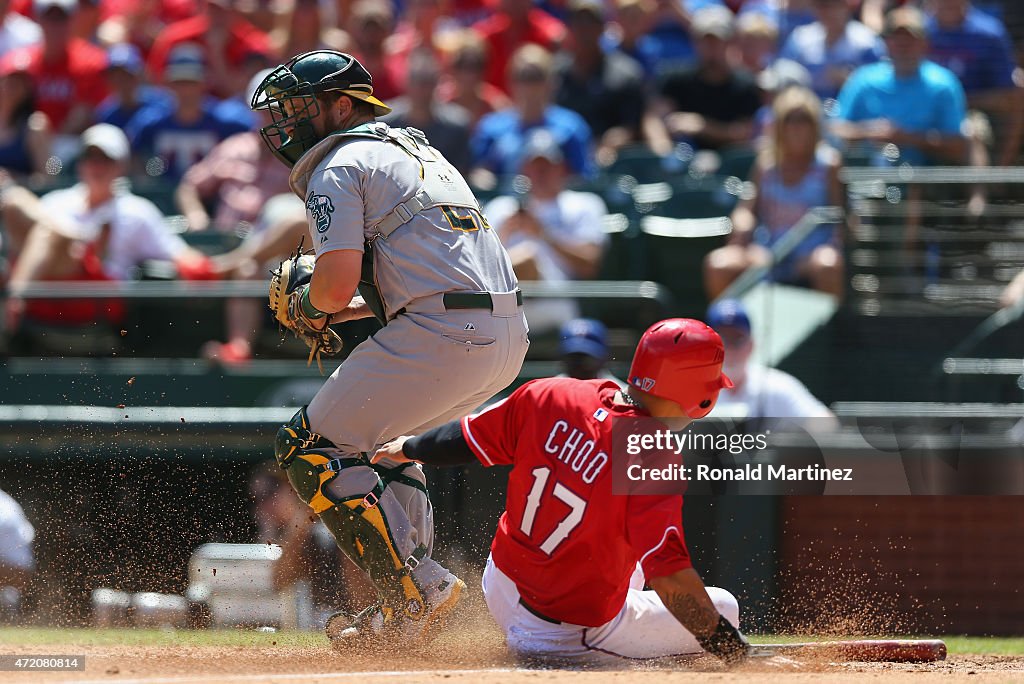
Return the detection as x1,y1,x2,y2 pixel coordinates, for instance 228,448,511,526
252,50,529,646
373,319,751,665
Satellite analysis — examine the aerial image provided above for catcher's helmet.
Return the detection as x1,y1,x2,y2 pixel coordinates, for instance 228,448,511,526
627,318,734,418
251,50,392,167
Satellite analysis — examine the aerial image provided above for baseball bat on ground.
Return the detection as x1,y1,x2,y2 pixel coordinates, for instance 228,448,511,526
749,639,947,663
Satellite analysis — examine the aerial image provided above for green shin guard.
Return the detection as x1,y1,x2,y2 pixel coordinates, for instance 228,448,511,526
275,409,429,624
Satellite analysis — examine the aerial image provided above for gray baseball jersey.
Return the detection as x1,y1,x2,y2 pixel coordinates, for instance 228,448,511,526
285,122,530,598
291,123,518,320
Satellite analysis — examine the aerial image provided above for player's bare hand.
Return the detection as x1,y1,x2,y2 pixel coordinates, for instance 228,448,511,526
372,436,414,465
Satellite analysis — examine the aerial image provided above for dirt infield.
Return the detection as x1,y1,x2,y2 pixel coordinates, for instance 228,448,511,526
1,602,1022,684
1,645,1023,684
11,606,1015,683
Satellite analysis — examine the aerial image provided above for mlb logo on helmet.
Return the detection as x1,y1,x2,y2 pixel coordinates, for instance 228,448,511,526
630,377,656,392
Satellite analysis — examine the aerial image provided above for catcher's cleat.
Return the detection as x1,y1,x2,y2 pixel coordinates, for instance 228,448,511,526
325,574,465,651
409,572,466,644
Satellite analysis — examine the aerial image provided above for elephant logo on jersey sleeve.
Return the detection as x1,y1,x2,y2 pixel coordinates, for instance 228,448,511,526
306,192,335,234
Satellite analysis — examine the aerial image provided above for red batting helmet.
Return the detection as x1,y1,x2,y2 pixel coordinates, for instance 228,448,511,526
627,318,734,418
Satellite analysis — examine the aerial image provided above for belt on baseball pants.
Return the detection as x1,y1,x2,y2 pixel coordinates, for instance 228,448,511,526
443,289,523,313
519,598,561,625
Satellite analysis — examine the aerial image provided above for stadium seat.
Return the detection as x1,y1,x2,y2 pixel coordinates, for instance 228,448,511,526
601,144,692,184
636,181,738,317
717,146,758,181
132,178,181,216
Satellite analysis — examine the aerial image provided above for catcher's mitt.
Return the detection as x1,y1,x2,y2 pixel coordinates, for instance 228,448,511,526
269,249,343,372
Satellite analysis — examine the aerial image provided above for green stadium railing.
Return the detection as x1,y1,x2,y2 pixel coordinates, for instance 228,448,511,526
3,279,673,308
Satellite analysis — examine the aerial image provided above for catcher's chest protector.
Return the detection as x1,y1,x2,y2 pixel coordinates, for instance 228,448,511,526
321,123,483,324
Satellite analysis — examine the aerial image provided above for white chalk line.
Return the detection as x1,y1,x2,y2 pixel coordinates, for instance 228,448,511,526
65,667,522,684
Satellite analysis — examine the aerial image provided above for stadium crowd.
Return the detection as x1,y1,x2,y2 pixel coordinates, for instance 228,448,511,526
0,0,1022,361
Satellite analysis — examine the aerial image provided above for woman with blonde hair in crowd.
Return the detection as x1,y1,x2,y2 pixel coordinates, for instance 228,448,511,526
704,86,845,299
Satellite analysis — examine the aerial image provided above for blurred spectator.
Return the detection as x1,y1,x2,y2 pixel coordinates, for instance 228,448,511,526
779,0,886,101
0,487,34,622
185,69,305,364
381,53,472,173
859,0,918,35
601,0,659,78
249,463,375,626
202,194,307,364
1001,270,1024,310
752,58,812,140
235,0,279,34
642,0,697,71
0,51,51,181
644,6,761,155
482,129,607,333
832,7,967,168
347,0,402,100
128,46,251,185
739,0,817,43
554,0,646,166
735,10,779,74
387,0,460,89
210,50,269,130
3,125,211,332
175,70,292,233
471,44,593,188
12,0,108,136
436,29,511,126
706,298,836,422
0,0,40,57
147,0,272,98
72,0,101,43
926,0,1024,167
556,318,625,386
94,0,194,55
472,0,565,94
270,0,348,57
94,43,174,131
705,86,844,299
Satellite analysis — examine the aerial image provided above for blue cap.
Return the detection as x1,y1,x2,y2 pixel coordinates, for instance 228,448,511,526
107,43,143,74
559,318,609,360
706,299,751,334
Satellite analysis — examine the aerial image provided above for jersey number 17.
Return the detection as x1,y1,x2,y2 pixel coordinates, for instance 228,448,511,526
519,466,587,555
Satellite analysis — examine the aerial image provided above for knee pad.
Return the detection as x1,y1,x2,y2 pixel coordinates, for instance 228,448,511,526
275,406,334,470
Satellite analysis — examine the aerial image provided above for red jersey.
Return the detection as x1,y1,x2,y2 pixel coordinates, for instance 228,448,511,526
17,40,108,130
461,378,692,627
